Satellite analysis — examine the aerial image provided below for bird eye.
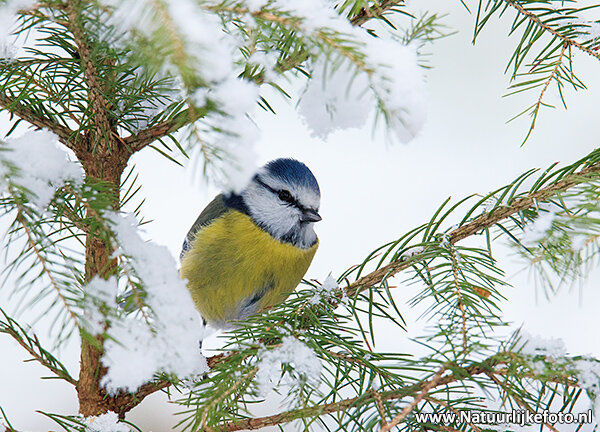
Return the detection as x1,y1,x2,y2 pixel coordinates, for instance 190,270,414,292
277,189,293,203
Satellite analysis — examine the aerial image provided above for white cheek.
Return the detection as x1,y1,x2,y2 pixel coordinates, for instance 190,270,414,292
242,182,318,248
244,187,300,235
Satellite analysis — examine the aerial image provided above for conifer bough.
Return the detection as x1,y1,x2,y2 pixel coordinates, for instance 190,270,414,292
1,0,600,431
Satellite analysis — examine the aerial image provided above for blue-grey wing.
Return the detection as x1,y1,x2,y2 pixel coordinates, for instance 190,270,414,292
180,194,228,261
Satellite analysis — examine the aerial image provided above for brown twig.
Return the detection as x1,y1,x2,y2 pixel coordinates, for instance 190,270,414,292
373,389,389,428
505,0,600,60
449,246,468,353
380,368,446,432
123,109,198,153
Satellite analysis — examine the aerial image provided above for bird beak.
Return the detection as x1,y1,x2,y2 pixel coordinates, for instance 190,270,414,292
301,209,322,223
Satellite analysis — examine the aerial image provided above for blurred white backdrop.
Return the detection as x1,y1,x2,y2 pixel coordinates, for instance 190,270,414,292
1,0,600,430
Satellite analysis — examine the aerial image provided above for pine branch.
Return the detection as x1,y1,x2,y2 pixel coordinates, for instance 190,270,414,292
216,348,589,431
117,157,600,416
123,108,202,153
522,41,570,138
0,308,77,386
504,0,600,60
218,357,505,432
380,367,446,432
198,366,259,430
0,94,80,148
13,200,80,327
343,159,600,299
486,372,560,432
124,0,409,153
65,1,114,154
534,42,568,117
350,0,405,26
1,60,83,125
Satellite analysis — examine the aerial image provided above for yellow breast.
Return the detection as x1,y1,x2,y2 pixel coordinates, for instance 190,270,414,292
180,210,318,325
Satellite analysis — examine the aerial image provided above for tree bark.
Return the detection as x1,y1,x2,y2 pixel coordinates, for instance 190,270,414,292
77,149,129,417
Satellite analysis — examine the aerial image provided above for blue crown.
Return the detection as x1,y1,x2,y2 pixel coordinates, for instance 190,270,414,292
263,158,320,195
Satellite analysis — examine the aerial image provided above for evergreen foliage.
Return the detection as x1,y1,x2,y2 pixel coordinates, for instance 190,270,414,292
0,1,599,431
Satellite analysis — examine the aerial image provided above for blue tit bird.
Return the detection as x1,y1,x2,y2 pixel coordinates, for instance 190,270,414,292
180,158,322,328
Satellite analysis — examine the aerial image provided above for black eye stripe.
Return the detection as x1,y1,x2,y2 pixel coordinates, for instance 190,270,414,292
255,177,279,195
256,177,308,211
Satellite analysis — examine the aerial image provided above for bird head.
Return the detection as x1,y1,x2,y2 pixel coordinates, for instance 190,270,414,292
240,158,321,249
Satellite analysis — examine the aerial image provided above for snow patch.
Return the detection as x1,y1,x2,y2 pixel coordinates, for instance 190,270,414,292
1,130,83,209
575,358,600,395
204,76,260,193
255,336,322,395
298,39,426,142
520,331,566,358
521,211,555,247
0,0,35,59
101,0,261,193
82,277,119,336
298,60,371,139
575,358,600,417
308,275,339,305
100,213,207,394
366,38,427,141
84,412,131,432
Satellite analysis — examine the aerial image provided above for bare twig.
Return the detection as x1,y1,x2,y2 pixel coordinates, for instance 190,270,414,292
123,109,197,153
373,389,389,428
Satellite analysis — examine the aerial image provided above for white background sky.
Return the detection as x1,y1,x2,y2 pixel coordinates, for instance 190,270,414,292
1,0,600,431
